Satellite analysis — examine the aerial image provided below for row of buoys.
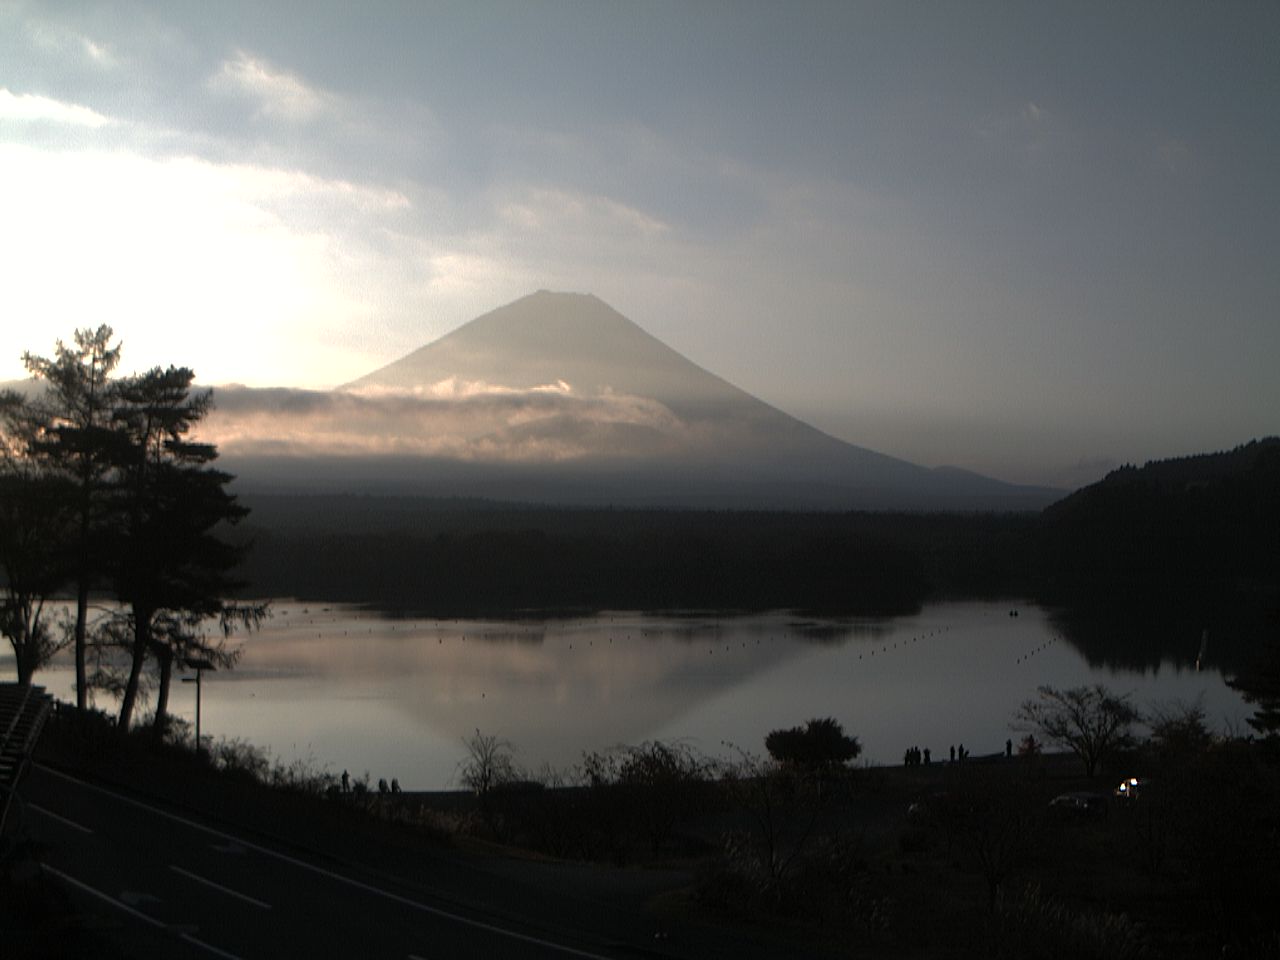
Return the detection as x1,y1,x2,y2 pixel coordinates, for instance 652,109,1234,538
855,625,950,660
1015,636,1058,664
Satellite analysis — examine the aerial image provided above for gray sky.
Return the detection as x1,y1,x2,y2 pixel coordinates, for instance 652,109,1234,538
2,1,1277,488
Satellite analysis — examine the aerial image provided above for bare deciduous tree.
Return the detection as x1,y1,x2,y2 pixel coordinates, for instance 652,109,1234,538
457,729,517,797
1012,684,1140,778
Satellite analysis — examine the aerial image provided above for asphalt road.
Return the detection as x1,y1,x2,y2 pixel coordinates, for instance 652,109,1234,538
20,764,657,960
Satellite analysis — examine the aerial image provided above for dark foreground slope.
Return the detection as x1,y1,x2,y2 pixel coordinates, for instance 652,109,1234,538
26,703,1280,960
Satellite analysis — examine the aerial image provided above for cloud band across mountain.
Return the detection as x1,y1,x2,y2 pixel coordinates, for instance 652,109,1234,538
205,383,690,462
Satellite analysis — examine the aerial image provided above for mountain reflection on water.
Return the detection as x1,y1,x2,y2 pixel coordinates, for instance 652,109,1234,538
14,601,1257,789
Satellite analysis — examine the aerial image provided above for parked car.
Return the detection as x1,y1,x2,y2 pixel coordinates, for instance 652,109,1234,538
1049,791,1107,818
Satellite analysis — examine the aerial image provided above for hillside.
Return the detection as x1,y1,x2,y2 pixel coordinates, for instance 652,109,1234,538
1038,437,1280,608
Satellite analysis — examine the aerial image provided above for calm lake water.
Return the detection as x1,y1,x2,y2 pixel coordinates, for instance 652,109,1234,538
10,600,1253,789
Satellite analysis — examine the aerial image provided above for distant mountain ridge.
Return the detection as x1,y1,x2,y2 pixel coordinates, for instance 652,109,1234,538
319,290,1058,510
1047,437,1280,505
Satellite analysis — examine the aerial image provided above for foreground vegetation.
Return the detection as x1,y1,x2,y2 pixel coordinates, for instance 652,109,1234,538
12,689,1280,959
447,697,1280,958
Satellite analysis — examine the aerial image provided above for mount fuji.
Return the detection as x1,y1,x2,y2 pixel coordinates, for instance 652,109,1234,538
211,291,1058,510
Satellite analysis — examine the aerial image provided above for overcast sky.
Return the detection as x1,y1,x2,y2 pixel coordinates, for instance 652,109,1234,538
2,1,1276,488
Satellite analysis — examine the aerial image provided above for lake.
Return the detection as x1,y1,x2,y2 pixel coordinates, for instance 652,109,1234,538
9,600,1254,789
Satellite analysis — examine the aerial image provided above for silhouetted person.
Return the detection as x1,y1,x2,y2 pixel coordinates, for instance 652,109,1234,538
341,769,350,793
958,743,966,761
923,747,931,765
391,778,401,793
949,745,956,763
1006,738,1013,758
378,777,389,794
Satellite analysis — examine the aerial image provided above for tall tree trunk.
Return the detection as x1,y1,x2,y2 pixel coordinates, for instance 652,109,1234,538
15,633,35,686
117,608,151,730
74,580,88,711
152,648,172,734
11,601,36,686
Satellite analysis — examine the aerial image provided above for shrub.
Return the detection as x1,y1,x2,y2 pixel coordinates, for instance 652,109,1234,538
765,717,861,769
983,883,1147,959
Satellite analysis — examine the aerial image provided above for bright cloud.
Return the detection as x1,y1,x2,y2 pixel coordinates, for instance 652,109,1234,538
23,17,121,70
204,385,688,462
207,51,335,123
499,187,669,239
0,88,113,127
0,143,422,388
348,378,574,400
496,186,670,241
80,36,117,67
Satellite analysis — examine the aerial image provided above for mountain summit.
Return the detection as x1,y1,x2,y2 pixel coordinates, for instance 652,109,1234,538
215,291,1058,509
345,290,887,461
349,290,775,423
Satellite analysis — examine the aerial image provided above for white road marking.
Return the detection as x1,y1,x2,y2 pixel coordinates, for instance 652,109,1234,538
37,764,615,959
29,802,93,834
170,864,272,910
120,889,162,907
41,864,245,960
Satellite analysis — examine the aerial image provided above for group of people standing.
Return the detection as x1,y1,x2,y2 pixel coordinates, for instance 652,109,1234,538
338,769,402,795
903,743,972,766
903,745,931,766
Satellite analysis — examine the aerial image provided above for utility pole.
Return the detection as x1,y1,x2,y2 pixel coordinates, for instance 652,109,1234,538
181,657,216,755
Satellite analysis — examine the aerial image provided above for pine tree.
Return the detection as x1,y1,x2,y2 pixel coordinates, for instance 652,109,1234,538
107,366,262,730
22,326,123,707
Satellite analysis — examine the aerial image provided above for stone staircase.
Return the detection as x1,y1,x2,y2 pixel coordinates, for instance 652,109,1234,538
0,682,55,835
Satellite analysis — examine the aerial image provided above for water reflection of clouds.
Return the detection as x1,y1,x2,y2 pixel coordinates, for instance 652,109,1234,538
206,606,812,778
20,601,1255,789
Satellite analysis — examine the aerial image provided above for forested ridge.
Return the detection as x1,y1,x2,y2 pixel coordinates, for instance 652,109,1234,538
230,439,1279,619
229,499,1042,615
1038,437,1280,607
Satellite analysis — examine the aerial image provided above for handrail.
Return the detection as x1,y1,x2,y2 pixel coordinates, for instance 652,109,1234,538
0,682,36,755
0,683,52,838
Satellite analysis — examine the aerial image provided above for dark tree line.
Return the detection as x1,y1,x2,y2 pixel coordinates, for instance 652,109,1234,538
230,499,1042,617
0,327,263,731
229,438,1278,626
